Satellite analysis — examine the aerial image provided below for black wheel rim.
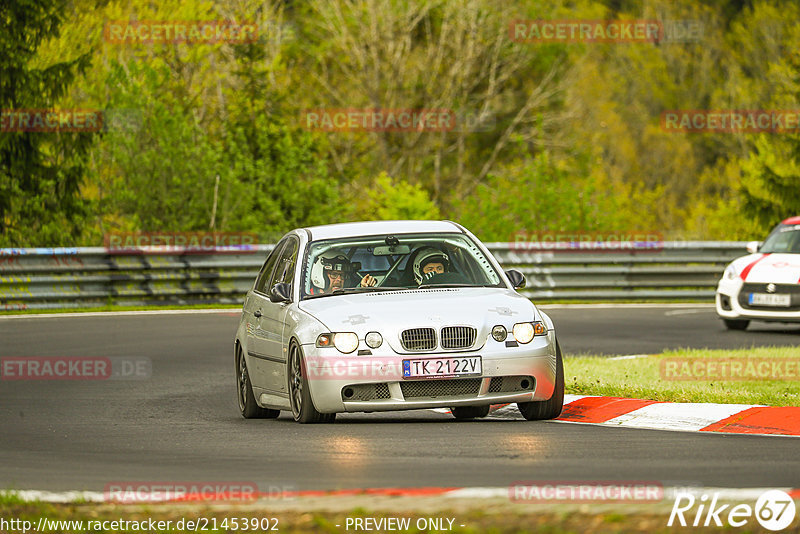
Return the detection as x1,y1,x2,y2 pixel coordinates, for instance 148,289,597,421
237,347,247,412
289,344,303,420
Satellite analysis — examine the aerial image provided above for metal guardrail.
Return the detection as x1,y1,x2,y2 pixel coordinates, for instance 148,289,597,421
0,242,746,310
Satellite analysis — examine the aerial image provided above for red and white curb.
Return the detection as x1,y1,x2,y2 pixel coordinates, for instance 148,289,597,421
481,395,800,436
6,486,800,503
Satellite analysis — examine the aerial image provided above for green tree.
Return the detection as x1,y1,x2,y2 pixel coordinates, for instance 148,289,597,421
0,0,96,246
356,172,440,221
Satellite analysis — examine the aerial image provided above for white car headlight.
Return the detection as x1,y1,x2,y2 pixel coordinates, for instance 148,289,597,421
365,331,383,349
333,332,359,354
512,321,547,344
723,264,738,280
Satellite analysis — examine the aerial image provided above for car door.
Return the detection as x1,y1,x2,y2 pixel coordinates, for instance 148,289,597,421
244,239,286,392
250,236,299,392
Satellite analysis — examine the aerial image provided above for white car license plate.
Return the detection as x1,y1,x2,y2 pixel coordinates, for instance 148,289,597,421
402,356,482,378
749,293,791,307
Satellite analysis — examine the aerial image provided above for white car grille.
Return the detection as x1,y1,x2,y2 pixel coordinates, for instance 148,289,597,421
441,326,477,349
400,328,437,351
400,326,477,351
400,378,482,398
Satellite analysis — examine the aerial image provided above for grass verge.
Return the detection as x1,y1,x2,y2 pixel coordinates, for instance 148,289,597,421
0,304,242,315
565,346,800,406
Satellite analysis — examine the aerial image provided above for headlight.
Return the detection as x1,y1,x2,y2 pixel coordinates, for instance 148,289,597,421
316,332,359,354
724,264,738,280
365,331,383,349
333,332,359,354
512,321,547,344
491,325,507,342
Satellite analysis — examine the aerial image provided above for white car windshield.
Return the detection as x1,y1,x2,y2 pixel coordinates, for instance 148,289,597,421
301,232,503,299
759,224,800,254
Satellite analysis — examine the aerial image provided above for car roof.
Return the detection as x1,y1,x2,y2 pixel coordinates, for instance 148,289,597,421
303,220,464,240
781,216,800,225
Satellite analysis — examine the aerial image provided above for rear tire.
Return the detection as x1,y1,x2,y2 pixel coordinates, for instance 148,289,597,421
451,405,490,420
288,341,336,424
723,318,749,330
517,341,564,421
236,343,280,419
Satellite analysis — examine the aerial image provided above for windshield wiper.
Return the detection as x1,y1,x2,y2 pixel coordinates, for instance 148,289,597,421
304,286,407,299
416,283,476,289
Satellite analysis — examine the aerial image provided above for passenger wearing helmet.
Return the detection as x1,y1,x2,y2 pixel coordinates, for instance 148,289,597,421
412,247,450,285
309,250,359,294
359,246,451,288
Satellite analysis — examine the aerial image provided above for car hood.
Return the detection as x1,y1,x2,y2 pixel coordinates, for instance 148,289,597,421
298,287,538,353
731,253,800,284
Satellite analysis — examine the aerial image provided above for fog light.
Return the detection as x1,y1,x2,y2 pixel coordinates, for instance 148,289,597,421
365,331,383,349
491,325,507,342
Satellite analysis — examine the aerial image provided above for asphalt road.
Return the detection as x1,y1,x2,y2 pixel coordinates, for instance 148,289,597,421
0,307,798,493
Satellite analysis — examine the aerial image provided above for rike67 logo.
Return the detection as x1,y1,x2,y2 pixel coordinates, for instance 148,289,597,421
668,490,796,531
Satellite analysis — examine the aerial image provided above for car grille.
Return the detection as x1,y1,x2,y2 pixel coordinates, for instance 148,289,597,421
400,328,437,351
488,376,535,393
400,378,482,398
737,283,800,311
440,326,477,349
342,383,391,401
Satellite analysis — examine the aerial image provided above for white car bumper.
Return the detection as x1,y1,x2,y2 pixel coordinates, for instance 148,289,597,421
716,277,800,322
301,332,558,414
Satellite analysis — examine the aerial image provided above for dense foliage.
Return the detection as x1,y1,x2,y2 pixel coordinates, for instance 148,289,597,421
1,0,798,245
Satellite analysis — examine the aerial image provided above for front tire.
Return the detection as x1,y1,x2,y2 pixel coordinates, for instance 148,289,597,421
723,318,749,330
236,344,280,419
517,341,564,421
451,405,490,420
288,342,336,424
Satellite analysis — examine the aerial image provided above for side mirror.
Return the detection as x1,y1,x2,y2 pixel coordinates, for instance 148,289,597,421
505,269,526,290
269,282,292,303
745,241,761,254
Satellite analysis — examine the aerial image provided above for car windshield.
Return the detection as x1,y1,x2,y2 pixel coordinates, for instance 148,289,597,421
301,232,503,299
759,223,800,254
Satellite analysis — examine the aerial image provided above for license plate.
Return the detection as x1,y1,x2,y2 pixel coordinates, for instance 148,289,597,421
402,356,482,378
749,293,791,307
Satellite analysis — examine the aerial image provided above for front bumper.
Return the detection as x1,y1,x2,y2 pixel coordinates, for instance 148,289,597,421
716,278,800,322
301,332,558,413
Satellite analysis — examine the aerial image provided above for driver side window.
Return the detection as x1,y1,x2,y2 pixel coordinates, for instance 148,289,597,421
271,237,299,289
254,240,286,294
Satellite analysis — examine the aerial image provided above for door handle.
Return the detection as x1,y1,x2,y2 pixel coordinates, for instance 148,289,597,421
254,310,262,318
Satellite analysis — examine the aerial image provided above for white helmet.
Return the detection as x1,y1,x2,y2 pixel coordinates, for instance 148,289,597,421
412,247,450,284
310,249,356,290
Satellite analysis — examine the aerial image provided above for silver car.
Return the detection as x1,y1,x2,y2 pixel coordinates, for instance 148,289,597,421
234,220,564,423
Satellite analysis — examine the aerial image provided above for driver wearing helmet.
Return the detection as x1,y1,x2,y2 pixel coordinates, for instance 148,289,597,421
309,250,358,295
412,247,450,285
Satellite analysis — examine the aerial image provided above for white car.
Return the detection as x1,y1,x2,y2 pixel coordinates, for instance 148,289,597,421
234,220,564,423
716,216,800,330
